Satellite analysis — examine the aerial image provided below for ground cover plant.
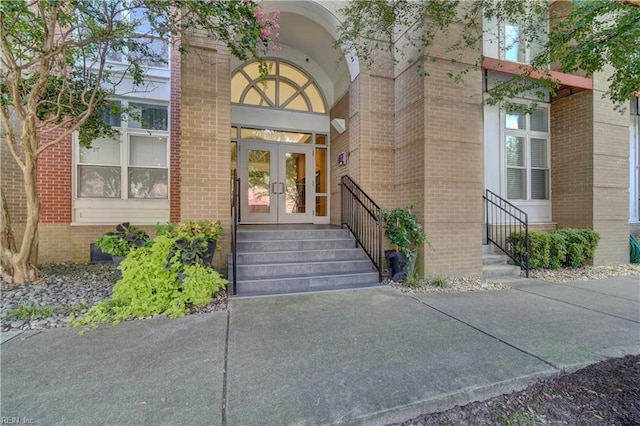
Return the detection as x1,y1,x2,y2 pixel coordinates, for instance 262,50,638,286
73,229,226,330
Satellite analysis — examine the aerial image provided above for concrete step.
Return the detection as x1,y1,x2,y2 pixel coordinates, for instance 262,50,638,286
482,264,522,280
236,228,352,242
235,259,374,280
482,253,509,266
235,238,356,253
233,248,366,264
235,272,381,297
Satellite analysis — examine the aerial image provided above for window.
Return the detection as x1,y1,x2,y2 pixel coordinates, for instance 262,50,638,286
501,21,546,65
77,101,169,200
106,6,169,69
505,105,550,201
231,59,326,113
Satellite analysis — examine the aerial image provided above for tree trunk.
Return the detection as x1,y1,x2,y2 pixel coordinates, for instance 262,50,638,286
0,152,40,284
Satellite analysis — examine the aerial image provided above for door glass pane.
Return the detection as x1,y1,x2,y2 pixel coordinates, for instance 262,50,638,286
285,152,306,214
315,148,327,193
506,136,525,166
315,196,327,217
507,168,526,199
248,150,271,213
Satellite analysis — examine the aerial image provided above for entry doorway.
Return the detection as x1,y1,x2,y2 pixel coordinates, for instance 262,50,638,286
238,140,314,224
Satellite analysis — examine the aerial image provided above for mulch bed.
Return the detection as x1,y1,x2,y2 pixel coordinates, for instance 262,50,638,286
392,354,640,425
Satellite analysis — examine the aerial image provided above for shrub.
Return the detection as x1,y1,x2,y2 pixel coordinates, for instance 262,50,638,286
95,222,150,256
73,234,227,328
382,206,427,266
508,228,600,270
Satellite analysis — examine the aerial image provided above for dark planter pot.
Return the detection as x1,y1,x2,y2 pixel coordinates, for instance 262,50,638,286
385,250,408,282
202,241,217,266
112,255,126,268
90,243,112,264
385,250,417,282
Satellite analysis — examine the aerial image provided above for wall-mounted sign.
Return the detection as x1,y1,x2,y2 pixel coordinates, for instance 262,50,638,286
338,152,347,166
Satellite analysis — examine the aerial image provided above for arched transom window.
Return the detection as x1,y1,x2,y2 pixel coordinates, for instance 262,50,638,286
231,59,326,114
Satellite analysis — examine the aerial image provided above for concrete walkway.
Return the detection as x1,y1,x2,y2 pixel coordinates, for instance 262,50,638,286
1,275,638,425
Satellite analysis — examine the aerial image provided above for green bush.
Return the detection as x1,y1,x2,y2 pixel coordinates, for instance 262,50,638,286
73,234,227,328
508,228,599,270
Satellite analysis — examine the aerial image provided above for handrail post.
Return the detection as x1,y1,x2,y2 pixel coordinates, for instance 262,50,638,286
231,171,239,296
483,189,529,278
341,175,383,282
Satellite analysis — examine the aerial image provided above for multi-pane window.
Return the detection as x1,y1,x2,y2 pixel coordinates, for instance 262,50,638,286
77,101,169,199
231,59,326,113
106,7,169,68
505,105,550,201
501,22,546,65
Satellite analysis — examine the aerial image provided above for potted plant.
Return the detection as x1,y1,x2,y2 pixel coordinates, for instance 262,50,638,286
95,222,150,266
155,220,222,266
382,206,427,282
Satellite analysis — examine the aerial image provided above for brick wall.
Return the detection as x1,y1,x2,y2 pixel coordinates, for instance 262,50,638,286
170,35,182,223
591,72,630,264
551,91,594,229
551,76,630,265
1,116,27,225
179,32,231,270
393,18,484,278
37,128,72,224
329,91,349,225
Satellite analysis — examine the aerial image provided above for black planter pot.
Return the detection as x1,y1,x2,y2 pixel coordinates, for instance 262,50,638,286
202,241,217,266
112,255,126,268
385,250,408,282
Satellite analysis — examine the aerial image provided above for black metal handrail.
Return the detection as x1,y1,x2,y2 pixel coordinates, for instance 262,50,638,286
341,175,383,282
483,189,529,278
230,171,240,295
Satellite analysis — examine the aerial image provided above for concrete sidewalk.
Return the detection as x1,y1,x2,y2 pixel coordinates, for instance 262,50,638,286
1,276,639,425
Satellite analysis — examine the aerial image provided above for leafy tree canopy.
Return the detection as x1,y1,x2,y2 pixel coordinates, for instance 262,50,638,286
337,0,639,110
0,0,278,283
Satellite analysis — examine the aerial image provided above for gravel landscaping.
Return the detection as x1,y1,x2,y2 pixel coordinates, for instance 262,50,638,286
1,262,638,332
0,263,227,332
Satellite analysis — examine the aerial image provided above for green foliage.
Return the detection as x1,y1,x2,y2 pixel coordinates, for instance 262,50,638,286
508,228,600,270
155,220,222,242
95,222,150,256
3,301,88,321
631,234,640,264
337,0,640,109
4,302,55,321
403,272,424,288
382,206,428,265
427,274,449,288
73,234,227,328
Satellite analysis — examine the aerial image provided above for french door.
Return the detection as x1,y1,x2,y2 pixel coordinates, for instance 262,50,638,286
238,141,314,223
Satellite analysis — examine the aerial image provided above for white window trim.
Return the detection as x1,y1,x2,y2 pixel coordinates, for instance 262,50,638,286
500,101,552,223
71,99,170,225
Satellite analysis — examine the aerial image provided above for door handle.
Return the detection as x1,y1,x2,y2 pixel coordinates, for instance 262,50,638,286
271,182,278,194
279,182,285,194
